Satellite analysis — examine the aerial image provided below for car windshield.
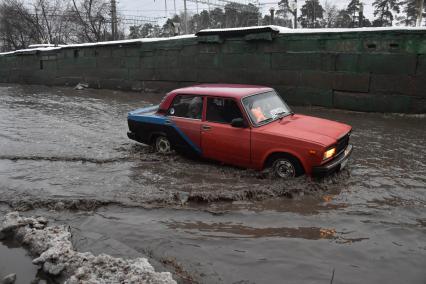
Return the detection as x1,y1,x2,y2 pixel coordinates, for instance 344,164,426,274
242,91,292,126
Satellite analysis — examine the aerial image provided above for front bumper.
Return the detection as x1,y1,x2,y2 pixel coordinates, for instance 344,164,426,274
312,144,353,177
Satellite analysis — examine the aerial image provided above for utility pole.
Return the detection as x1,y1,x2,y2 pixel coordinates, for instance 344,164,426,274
416,0,424,26
165,0,168,17
183,0,188,34
174,0,177,15
258,1,262,25
269,8,275,25
111,0,118,40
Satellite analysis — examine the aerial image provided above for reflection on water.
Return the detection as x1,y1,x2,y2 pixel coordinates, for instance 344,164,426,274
166,220,368,243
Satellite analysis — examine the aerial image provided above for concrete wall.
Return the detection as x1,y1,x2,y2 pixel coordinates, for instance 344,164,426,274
0,29,425,113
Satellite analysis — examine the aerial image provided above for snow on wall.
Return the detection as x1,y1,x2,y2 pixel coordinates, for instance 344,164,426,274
1,25,425,56
0,34,196,56
197,25,426,34
275,26,426,34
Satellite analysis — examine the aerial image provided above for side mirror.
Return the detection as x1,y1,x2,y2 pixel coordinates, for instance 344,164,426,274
231,118,246,128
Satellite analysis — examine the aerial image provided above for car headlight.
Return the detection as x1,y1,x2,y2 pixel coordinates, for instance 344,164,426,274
323,147,336,160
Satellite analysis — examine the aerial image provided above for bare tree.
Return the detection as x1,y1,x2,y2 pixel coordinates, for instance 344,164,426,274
30,0,72,44
69,0,110,42
323,1,339,28
277,0,298,28
0,0,40,49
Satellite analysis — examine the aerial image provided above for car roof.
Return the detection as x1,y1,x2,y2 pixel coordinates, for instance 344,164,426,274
170,84,273,99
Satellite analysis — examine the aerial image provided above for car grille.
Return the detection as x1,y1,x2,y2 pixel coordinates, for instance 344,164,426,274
336,132,350,155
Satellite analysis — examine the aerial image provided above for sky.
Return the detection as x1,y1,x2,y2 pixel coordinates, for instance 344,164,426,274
117,0,376,24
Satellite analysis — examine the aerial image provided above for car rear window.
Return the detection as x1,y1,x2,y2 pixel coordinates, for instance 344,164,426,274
168,95,203,119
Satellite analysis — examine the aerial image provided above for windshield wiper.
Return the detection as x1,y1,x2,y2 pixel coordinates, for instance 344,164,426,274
259,117,274,124
275,112,292,120
259,111,293,125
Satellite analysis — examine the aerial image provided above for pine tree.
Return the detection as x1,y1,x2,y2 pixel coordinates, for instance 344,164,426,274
373,0,401,26
298,0,325,28
402,0,419,25
335,10,352,28
347,0,361,26
401,0,425,26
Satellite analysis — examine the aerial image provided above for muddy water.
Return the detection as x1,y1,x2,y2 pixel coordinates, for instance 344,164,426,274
0,84,425,283
0,238,54,283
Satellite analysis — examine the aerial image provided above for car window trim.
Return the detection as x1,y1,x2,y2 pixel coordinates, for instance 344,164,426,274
168,116,202,121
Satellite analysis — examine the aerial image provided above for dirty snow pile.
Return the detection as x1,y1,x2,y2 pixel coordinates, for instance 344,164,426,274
0,212,176,284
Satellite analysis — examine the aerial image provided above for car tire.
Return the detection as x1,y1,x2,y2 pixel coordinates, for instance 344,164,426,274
270,155,304,179
153,135,172,154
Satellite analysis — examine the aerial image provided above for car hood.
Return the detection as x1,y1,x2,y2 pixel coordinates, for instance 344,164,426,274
260,114,352,147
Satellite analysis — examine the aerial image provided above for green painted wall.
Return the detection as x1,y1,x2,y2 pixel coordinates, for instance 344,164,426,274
0,29,425,113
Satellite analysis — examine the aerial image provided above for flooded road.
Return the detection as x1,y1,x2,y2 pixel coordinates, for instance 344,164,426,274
0,84,425,283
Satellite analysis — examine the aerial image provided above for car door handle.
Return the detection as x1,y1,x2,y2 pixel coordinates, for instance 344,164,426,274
164,120,171,125
202,125,212,131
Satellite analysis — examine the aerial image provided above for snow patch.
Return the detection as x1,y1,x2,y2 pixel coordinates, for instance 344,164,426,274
275,26,426,34
0,212,176,284
0,46,62,55
74,82,89,90
198,25,292,34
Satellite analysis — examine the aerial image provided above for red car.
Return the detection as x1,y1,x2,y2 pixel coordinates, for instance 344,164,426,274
127,84,353,178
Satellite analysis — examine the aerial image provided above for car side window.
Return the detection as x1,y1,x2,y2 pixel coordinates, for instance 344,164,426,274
168,95,203,119
206,98,243,124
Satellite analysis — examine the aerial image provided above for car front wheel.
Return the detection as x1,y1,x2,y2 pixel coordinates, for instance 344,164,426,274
270,156,304,179
154,136,172,154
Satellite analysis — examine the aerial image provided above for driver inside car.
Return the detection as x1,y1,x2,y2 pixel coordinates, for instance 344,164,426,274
251,106,267,123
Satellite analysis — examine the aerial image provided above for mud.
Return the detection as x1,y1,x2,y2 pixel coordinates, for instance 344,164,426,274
0,83,425,283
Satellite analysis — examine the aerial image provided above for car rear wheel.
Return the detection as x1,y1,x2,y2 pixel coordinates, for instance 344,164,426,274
154,136,171,154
